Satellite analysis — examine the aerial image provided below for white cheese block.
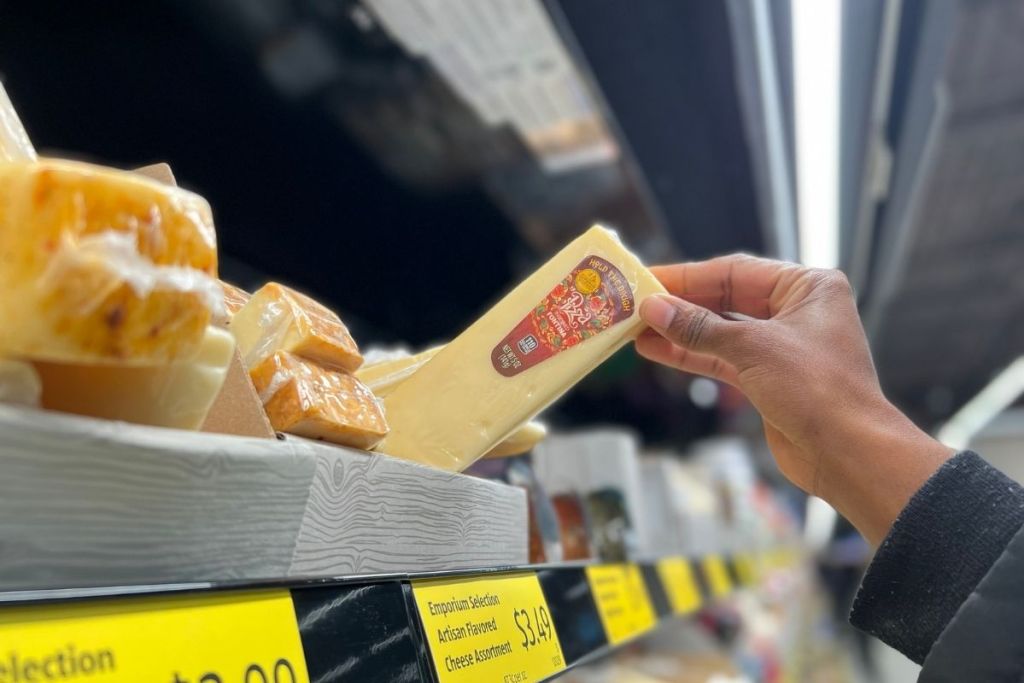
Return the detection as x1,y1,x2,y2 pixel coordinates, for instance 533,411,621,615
34,326,235,430
376,225,666,471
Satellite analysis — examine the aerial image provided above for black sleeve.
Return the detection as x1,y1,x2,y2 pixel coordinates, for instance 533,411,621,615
849,451,1024,664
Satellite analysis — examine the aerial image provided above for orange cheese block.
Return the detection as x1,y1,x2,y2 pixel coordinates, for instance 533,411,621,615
0,159,220,364
249,351,387,449
232,283,362,372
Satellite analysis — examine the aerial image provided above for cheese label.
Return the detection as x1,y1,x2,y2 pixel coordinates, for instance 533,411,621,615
585,564,657,645
0,590,309,682
492,255,635,376
412,572,565,683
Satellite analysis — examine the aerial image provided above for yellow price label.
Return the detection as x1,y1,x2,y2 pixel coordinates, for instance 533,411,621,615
585,564,657,645
733,554,758,586
0,590,309,683
701,555,733,598
412,572,565,683
654,558,702,615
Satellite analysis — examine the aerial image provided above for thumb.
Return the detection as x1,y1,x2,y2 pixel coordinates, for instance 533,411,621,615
640,294,749,359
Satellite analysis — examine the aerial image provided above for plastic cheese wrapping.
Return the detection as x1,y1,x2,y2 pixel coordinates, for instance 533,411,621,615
0,83,36,162
0,159,221,364
377,225,666,471
232,283,363,372
219,281,251,320
34,326,235,430
249,350,387,449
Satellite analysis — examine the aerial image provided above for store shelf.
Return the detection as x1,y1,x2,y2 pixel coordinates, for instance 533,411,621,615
0,404,527,591
0,553,786,683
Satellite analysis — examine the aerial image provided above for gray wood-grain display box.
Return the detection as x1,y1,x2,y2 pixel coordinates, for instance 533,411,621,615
0,404,528,591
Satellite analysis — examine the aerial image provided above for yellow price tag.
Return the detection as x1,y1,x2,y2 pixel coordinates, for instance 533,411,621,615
702,554,733,598
585,564,657,645
412,572,565,683
654,558,702,615
0,590,309,682
734,554,758,586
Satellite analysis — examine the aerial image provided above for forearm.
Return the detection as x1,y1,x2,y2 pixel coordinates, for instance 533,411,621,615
850,451,1024,663
817,398,953,545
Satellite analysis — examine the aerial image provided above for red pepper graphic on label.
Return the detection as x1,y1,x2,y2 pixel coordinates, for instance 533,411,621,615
491,256,635,377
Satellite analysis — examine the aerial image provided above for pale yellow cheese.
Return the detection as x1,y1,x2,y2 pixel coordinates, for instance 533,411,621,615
358,347,546,456
231,283,362,372
376,225,666,471
483,421,548,458
0,159,221,365
0,358,41,406
34,326,235,430
355,346,442,397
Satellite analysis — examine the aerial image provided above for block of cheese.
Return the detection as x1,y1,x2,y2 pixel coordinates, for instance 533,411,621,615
0,159,221,364
220,280,251,319
355,345,442,397
34,326,235,430
358,346,546,456
377,225,666,470
0,358,42,406
231,283,362,372
249,351,387,449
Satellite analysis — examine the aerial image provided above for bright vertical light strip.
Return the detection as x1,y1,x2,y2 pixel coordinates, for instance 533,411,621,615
792,0,841,268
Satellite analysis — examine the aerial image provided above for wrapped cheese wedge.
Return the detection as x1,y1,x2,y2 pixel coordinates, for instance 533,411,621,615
220,281,251,317
232,283,362,372
377,225,666,471
34,326,235,430
249,350,387,449
0,358,42,406
0,159,221,364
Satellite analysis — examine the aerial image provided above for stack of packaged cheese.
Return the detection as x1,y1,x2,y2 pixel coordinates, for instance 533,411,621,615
225,282,389,449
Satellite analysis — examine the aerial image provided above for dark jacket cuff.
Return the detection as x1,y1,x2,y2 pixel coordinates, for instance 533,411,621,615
849,451,1024,664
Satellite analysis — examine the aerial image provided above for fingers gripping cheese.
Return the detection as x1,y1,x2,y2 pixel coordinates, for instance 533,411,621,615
376,225,666,471
232,283,363,372
0,159,220,364
249,351,387,449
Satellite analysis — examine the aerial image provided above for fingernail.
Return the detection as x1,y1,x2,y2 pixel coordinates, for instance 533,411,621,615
640,295,678,329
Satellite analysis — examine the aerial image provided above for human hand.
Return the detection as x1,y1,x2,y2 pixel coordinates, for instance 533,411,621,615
636,254,951,544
